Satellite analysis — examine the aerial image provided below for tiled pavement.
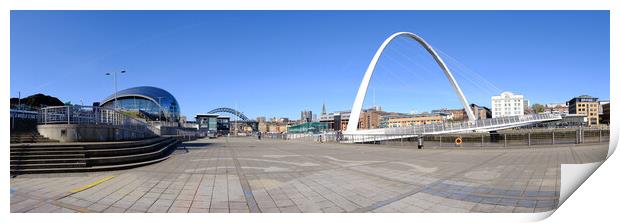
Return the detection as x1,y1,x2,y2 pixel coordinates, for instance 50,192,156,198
10,137,608,213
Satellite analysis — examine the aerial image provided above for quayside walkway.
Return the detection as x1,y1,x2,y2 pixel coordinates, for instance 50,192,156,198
11,137,607,213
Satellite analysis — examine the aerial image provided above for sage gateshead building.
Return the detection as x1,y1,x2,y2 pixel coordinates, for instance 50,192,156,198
100,86,181,122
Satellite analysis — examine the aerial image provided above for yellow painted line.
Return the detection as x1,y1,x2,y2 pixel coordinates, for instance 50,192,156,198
69,176,115,194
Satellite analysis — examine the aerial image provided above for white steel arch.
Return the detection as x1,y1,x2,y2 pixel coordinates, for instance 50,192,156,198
346,32,475,133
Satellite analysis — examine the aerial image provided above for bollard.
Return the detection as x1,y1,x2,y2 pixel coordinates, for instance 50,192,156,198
528,132,531,147
504,134,507,147
417,136,424,149
552,131,555,145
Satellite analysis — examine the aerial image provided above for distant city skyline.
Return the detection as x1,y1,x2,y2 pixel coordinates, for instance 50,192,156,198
11,11,609,120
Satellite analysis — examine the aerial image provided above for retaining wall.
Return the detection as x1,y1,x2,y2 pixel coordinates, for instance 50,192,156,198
37,124,157,142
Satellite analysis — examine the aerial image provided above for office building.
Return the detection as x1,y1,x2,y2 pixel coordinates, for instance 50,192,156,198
568,95,599,126
491,91,525,118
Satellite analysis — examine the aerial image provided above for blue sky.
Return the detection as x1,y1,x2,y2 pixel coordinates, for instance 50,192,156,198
11,11,609,120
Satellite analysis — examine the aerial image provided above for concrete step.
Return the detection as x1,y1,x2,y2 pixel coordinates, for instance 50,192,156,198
10,137,179,175
11,153,85,160
87,139,178,166
11,138,57,140
11,141,60,144
10,136,165,149
86,137,176,157
11,136,48,140
10,134,43,137
11,162,87,169
10,132,59,144
11,146,84,152
11,150,86,155
10,153,173,174
10,138,173,157
11,158,87,165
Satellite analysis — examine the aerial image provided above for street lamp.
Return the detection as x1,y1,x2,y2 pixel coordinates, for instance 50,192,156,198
105,70,126,110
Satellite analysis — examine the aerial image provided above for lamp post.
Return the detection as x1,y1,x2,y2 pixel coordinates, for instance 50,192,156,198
105,70,126,110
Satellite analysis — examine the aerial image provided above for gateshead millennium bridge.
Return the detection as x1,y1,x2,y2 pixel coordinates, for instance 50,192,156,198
343,32,561,143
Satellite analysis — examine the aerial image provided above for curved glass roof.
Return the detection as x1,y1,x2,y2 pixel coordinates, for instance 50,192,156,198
101,86,180,118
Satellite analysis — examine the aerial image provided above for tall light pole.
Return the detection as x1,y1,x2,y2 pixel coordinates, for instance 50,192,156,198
105,70,126,110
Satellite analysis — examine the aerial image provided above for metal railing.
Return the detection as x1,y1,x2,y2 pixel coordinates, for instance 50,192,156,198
262,129,610,147
173,128,208,141
38,105,156,133
262,132,342,143
345,129,610,147
378,113,561,136
10,109,38,119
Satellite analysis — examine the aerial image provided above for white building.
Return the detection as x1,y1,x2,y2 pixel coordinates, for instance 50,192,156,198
491,91,525,118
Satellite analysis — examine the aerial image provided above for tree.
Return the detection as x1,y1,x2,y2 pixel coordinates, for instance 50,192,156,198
532,103,545,114
10,93,64,109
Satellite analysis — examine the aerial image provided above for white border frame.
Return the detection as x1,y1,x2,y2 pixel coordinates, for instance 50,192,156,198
1,1,616,223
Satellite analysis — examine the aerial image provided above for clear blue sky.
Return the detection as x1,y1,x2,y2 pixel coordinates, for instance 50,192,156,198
11,11,609,120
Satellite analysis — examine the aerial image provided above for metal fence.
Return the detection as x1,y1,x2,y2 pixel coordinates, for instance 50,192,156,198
10,109,39,130
262,132,342,143
174,128,209,141
371,129,610,148
37,105,156,133
10,109,38,119
262,129,609,148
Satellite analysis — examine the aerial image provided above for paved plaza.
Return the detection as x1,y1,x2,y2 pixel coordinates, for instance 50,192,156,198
10,137,608,213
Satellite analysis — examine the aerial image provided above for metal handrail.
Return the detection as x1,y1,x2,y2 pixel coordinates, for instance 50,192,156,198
352,113,562,138
37,105,155,133
10,109,39,119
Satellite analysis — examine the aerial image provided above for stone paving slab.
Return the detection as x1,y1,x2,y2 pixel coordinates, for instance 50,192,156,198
10,137,608,213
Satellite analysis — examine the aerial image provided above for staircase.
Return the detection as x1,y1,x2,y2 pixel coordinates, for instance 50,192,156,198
10,131,59,144
10,137,179,175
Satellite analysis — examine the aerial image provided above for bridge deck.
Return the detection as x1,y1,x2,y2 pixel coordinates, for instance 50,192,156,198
343,114,561,143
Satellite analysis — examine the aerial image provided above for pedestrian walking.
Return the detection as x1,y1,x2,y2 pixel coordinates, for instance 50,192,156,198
336,130,342,142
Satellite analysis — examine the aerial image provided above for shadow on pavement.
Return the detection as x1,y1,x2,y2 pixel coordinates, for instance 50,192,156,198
181,142,212,148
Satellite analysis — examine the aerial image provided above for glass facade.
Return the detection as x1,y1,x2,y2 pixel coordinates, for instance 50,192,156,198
101,86,180,122
216,117,230,135
288,122,328,134
208,118,217,131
